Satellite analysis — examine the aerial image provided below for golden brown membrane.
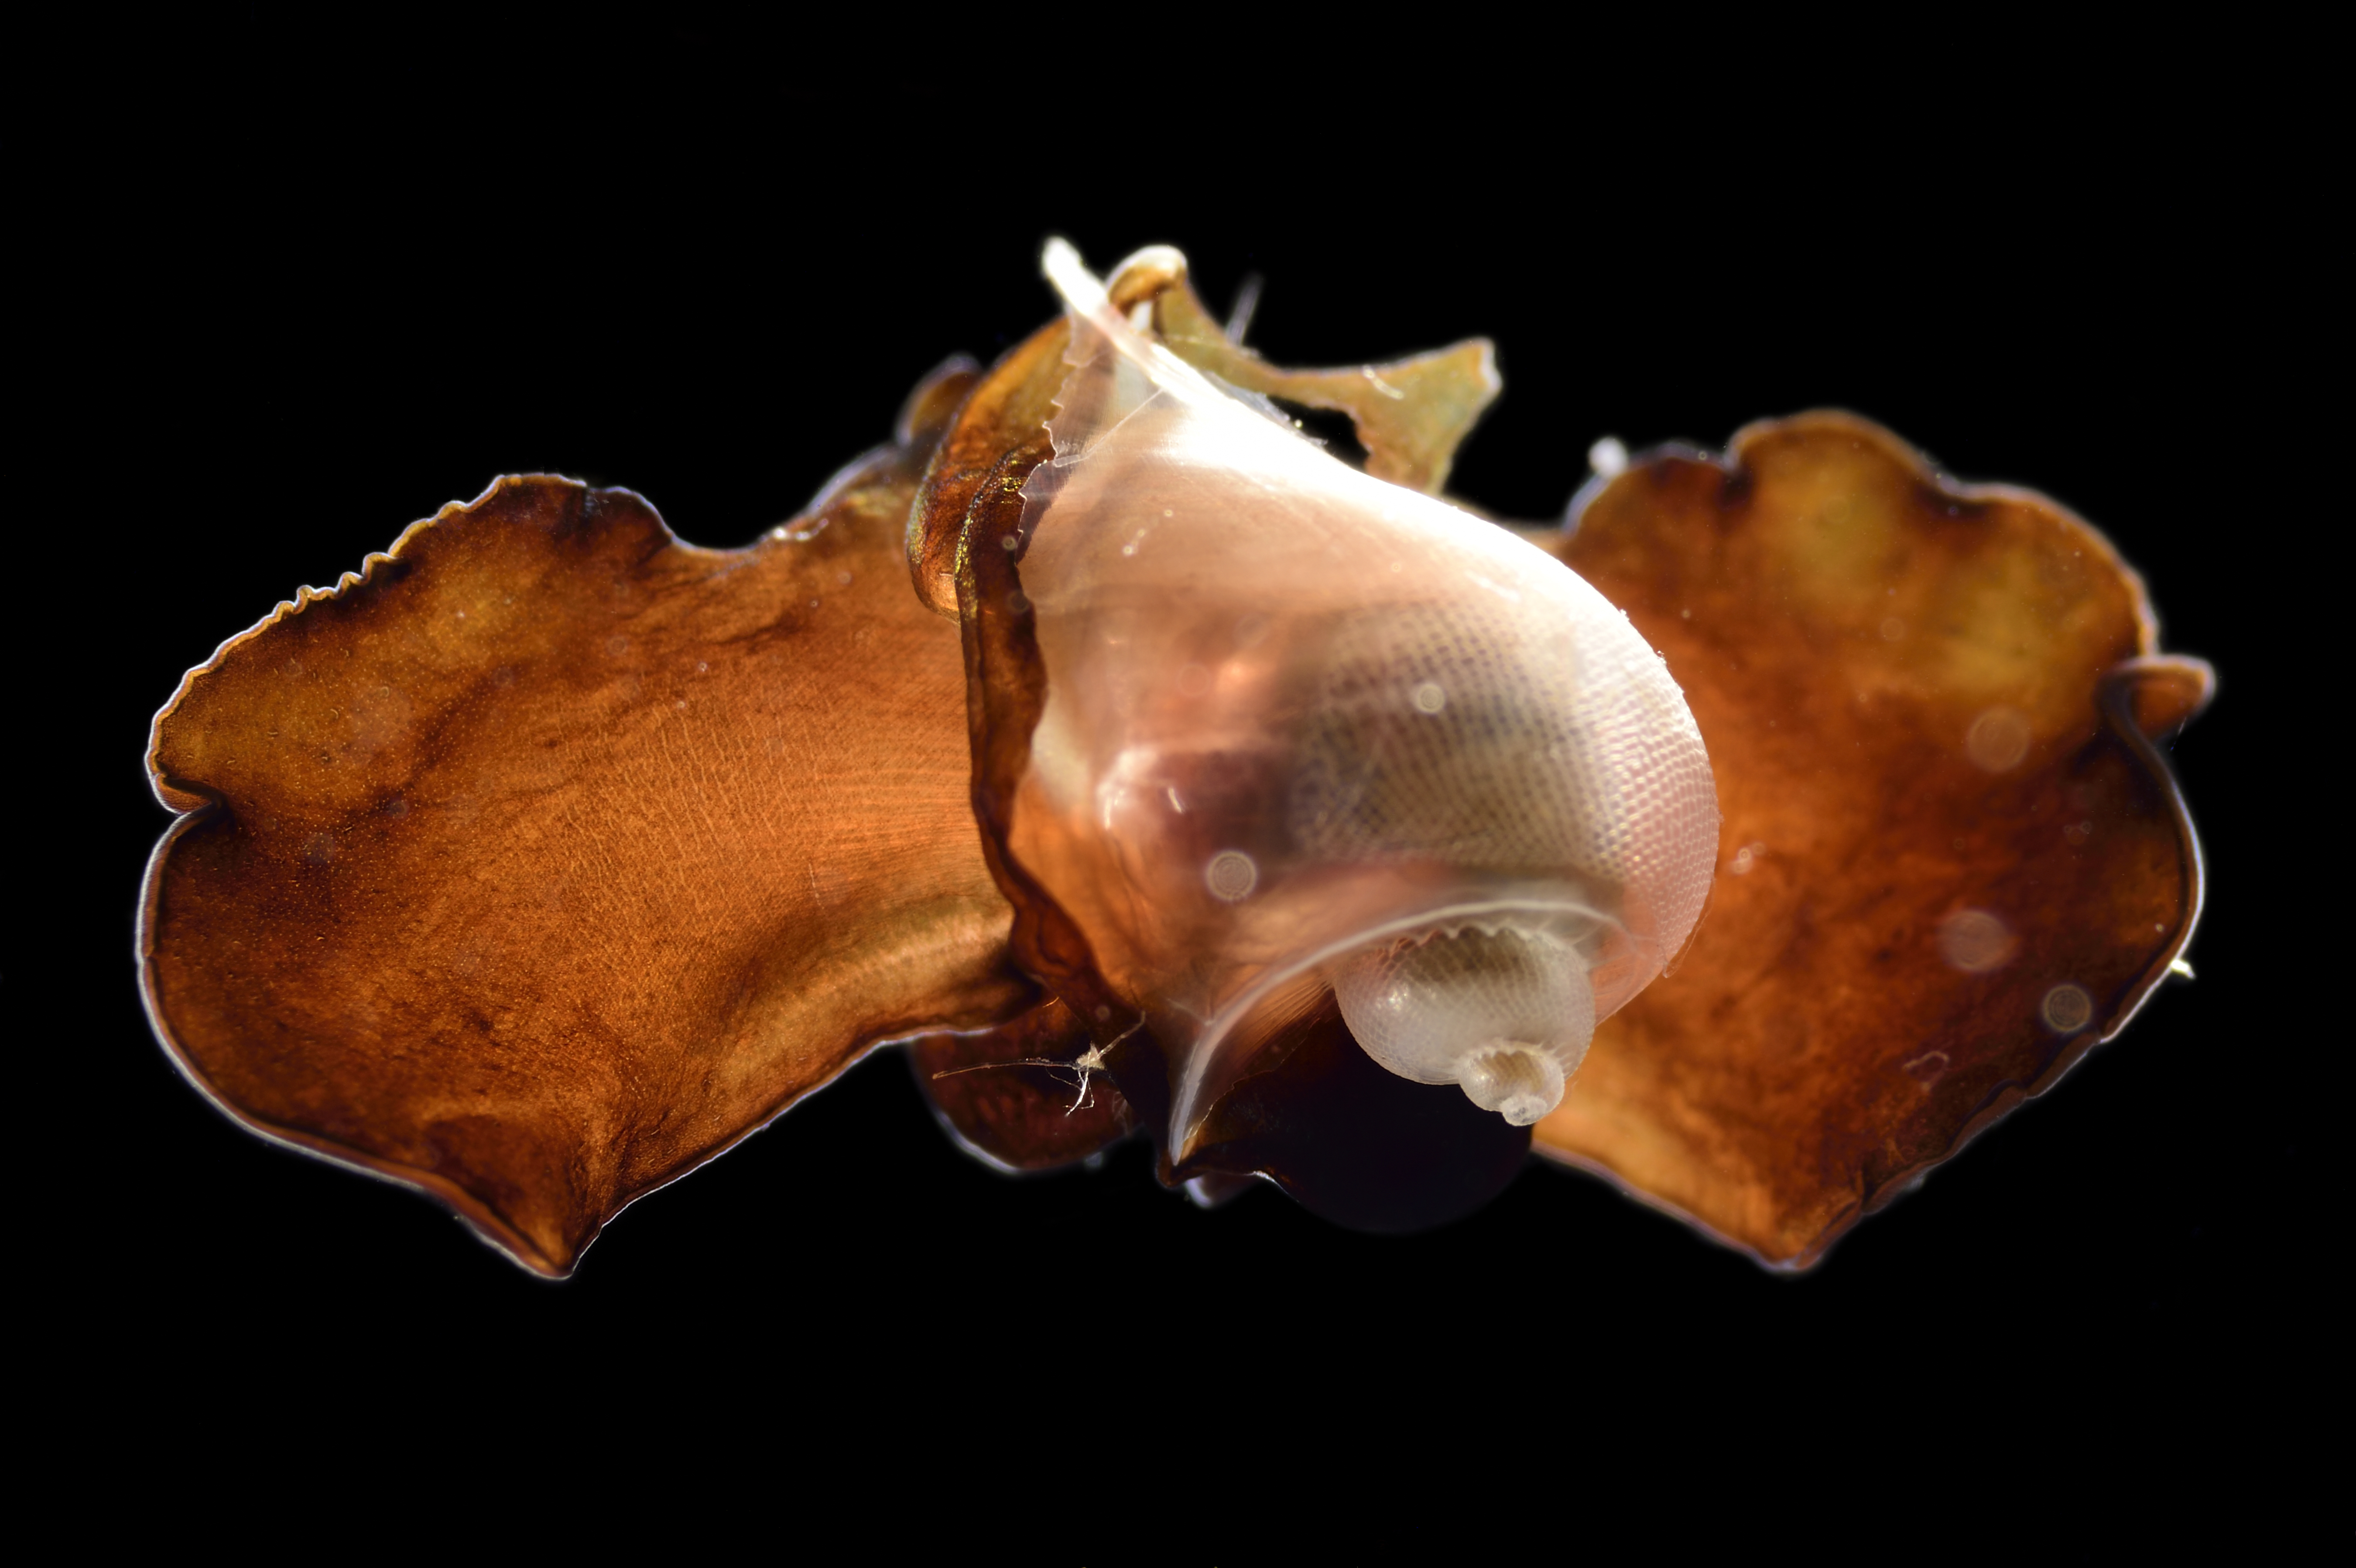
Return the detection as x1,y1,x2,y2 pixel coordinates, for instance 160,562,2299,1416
905,249,1498,619
140,365,1023,1276
143,250,2209,1269
1126,245,1500,496
1533,414,2209,1267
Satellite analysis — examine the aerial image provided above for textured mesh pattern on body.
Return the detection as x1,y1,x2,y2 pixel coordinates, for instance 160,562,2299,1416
1289,585,1718,959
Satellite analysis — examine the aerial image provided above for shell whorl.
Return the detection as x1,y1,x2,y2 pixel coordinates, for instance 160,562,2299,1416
1332,924,1597,1125
1005,243,1720,1141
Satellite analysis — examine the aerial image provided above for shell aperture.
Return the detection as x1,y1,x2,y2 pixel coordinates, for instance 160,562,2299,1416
1005,243,1721,1151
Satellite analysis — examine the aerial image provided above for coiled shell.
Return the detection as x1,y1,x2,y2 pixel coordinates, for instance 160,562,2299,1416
1003,246,1719,1149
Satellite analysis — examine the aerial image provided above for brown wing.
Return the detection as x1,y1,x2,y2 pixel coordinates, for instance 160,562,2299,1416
140,373,1022,1277
1533,413,2209,1267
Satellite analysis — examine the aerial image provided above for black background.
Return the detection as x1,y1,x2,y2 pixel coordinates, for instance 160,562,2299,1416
41,22,2326,1543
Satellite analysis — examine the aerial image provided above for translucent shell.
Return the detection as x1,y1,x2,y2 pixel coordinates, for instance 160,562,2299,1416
1003,246,1720,1151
